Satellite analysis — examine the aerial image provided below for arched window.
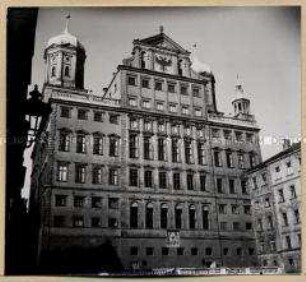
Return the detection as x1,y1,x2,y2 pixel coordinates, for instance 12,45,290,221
202,206,209,230
178,59,183,76
130,202,138,228
51,66,56,77
140,51,146,69
64,66,70,77
146,203,154,229
160,203,168,229
175,204,183,229
189,205,196,229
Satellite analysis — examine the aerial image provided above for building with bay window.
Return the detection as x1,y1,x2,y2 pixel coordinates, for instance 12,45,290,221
30,24,263,271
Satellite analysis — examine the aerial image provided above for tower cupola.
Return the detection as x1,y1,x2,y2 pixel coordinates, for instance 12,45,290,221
232,75,252,119
44,14,86,89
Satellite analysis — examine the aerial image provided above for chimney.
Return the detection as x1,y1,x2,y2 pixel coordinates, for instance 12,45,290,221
282,138,291,150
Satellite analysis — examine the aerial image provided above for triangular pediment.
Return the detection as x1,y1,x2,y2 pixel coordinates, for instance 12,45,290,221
138,33,189,55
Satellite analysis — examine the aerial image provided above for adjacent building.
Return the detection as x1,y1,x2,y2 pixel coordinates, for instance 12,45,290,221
245,141,301,272
30,23,265,272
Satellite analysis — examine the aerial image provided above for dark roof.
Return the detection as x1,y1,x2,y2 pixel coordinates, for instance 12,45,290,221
246,142,301,173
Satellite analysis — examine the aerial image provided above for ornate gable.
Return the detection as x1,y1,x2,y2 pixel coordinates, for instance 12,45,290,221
136,33,190,55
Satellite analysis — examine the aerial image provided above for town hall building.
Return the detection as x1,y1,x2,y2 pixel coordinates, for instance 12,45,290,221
30,21,265,272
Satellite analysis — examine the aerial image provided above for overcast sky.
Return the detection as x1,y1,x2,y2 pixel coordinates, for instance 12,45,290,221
23,6,300,198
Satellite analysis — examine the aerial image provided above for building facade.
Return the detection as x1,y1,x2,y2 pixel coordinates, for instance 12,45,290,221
245,142,301,272
30,24,264,271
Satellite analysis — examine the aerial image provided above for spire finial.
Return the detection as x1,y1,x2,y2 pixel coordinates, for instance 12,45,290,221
64,13,71,33
159,25,164,34
235,74,244,93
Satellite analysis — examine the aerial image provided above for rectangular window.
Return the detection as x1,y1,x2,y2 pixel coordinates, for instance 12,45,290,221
286,236,292,249
180,85,188,95
185,140,192,164
232,204,239,214
187,173,194,190
223,130,232,141
267,215,274,229
158,121,165,132
54,216,65,227
92,197,102,208
226,151,234,168
182,106,190,115
162,247,169,256
129,168,139,187
73,216,84,227
229,179,235,194
233,222,240,231
109,114,119,124
156,102,164,111
76,134,86,153
146,247,154,256
265,197,271,207
143,137,153,160
172,139,180,162
290,185,297,198
249,153,256,168
144,170,153,188
169,104,177,112
158,138,166,161
59,131,70,152
109,168,119,185
238,153,245,169
220,222,227,231
191,248,198,256
282,212,289,226
219,204,226,214
92,166,102,184
241,180,248,194
173,172,181,190
74,196,85,208
244,205,251,215
287,161,293,174
217,178,223,193
106,198,119,210
129,134,138,158
246,222,253,230
236,248,242,256
252,177,258,189
75,164,86,183
294,209,300,223
155,81,163,91
91,217,101,227
142,78,150,89
159,171,167,189
128,76,136,86
108,217,118,228
177,248,184,256
198,142,205,165
78,109,87,120
246,133,254,144
109,137,119,157
205,248,212,256
93,135,103,155
129,97,137,107
278,189,285,202
94,111,104,122
192,87,200,97
261,173,267,185
200,174,206,191
60,106,70,118
55,195,67,207
235,131,243,142
57,163,68,182
142,100,150,108
130,247,138,256
144,120,152,131
168,83,176,93
195,108,202,117
214,150,222,167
